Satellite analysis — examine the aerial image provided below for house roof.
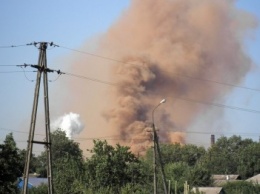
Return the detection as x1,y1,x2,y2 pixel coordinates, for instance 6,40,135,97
192,187,223,194
28,177,48,187
29,172,41,177
246,174,260,184
212,174,241,186
17,177,48,189
212,174,240,180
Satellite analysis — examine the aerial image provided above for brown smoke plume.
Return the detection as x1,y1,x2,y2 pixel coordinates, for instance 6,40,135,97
64,0,256,153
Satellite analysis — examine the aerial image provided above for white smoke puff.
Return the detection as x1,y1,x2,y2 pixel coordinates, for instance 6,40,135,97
51,112,84,139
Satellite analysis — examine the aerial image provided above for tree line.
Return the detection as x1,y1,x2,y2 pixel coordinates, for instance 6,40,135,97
1,130,260,193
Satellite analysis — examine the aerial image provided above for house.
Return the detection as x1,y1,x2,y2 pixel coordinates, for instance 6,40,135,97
212,174,241,186
192,187,224,194
246,174,260,184
17,177,48,189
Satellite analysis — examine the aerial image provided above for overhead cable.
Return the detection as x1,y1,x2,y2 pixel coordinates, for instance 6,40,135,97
56,45,260,93
0,43,32,48
177,96,260,114
62,71,118,86
0,71,35,73
1,127,258,138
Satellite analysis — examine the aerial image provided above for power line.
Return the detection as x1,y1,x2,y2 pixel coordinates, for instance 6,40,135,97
0,42,58,50
0,71,35,73
172,73,260,93
3,63,117,86
3,63,260,115
48,74,62,82
0,127,45,136
10,63,114,85
186,131,260,136
75,135,121,140
57,45,134,65
1,127,258,139
18,63,260,115
19,67,35,82
2,60,260,119
0,64,37,68
56,45,260,93
57,70,260,115
0,64,37,81
0,65,23,67
3,43,260,92
2,43,260,92
176,96,260,114
0,44,32,48
62,71,118,86
75,138,151,141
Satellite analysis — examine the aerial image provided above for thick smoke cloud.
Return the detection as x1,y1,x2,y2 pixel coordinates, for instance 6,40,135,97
66,0,256,153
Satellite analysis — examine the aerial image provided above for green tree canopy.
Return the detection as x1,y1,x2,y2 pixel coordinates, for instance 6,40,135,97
223,181,260,194
201,135,254,175
0,133,21,193
36,130,85,194
85,140,150,193
237,142,260,179
145,143,206,166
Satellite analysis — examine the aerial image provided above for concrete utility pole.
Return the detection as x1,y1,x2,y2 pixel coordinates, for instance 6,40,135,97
155,131,168,194
152,123,158,194
152,99,167,194
22,42,53,194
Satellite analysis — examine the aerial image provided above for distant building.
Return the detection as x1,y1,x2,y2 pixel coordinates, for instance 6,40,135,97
191,187,224,194
17,175,48,189
212,174,241,186
246,174,260,184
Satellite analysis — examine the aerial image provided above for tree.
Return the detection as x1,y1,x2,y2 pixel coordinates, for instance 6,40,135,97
238,142,260,179
18,149,42,176
85,140,150,193
149,143,206,166
201,135,254,175
0,133,21,193
163,161,211,193
187,164,212,187
144,143,208,193
165,162,190,193
28,184,48,194
223,181,260,194
37,130,85,194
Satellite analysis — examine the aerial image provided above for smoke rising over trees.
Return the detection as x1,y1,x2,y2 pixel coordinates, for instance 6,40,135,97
66,0,257,152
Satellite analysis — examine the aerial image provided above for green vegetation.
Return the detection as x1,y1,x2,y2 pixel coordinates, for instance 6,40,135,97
0,131,260,193
223,181,260,194
0,133,21,193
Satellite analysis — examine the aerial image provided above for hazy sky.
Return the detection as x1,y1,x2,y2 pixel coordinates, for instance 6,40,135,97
0,1,260,154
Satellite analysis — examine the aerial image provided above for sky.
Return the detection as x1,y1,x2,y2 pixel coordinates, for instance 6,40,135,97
0,0,260,155
189,0,260,145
